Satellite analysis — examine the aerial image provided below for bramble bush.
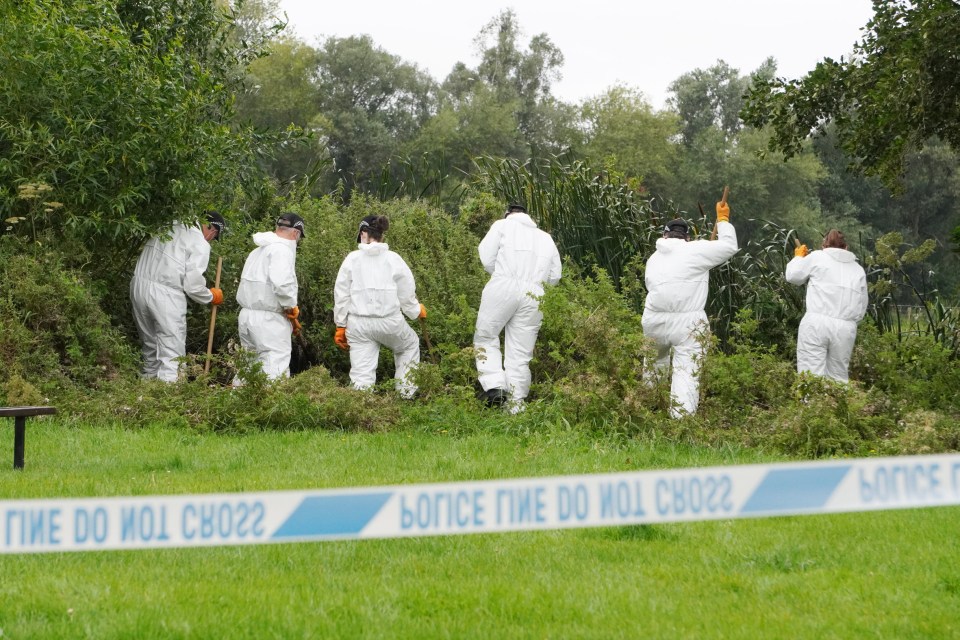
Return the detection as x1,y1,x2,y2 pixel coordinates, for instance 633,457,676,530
699,309,796,423
534,264,659,428
0,237,137,390
851,322,960,413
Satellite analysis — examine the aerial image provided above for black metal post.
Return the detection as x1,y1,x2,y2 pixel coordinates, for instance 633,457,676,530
14,415,25,470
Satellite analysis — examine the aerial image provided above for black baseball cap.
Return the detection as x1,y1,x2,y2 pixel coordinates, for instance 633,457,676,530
663,218,689,235
276,212,305,237
504,202,527,218
206,210,226,240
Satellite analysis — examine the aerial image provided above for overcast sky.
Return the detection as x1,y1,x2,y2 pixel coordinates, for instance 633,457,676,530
277,0,874,109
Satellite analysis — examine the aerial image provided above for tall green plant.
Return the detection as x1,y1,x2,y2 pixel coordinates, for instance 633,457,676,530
706,221,805,350
472,154,668,287
868,232,960,355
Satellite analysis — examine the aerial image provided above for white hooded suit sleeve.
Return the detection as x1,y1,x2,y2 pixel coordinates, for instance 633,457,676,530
268,245,298,310
182,233,213,305
855,271,869,321
333,255,353,327
392,255,422,320
546,243,562,286
687,221,739,269
478,221,504,274
785,253,815,285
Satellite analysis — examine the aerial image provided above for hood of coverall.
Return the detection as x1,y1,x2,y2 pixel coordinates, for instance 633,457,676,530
822,247,858,263
654,237,687,253
252,231,297,249
358,241,389,255
505,211,538,228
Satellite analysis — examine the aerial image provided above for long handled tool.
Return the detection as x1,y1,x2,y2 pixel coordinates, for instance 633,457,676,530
204,256,223,374
709,185,730,241
419,317,437,364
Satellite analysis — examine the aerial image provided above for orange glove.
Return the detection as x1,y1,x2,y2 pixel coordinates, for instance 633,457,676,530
285,306,299,320
209,288,223,306
716,201,730,223
289,317,302,336
334,327,349,350
418,303,427,319
794,244,809,258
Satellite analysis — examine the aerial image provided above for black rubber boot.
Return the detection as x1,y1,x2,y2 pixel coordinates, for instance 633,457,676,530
484,388,507,408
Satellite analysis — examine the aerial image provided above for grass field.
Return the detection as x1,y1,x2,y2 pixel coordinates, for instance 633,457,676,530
2,419,958,639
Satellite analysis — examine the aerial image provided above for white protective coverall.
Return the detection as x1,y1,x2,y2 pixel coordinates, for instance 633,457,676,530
334,242,422,397
474,212,562,403
785,248,868,381
236,231,299,380
642,221,739,418
130,223,213,381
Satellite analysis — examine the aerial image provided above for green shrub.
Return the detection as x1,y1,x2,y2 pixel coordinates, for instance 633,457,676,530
896,410,960,454
62,363,404,434
534,264,658,427
0,238,137,387
701,309,796,421
762,375,896,457
851,322,960,412
2,374,44,406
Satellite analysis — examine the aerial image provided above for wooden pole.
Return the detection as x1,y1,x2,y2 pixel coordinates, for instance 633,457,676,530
419,317,436,363
204,256,223,374
709,186,729,241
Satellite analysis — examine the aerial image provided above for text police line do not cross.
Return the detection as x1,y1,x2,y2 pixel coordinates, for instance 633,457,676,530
2,455,960,554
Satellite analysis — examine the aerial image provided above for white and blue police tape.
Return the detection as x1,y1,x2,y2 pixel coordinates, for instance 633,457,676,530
3,454,960,554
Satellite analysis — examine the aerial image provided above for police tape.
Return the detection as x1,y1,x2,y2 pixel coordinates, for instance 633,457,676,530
3,454,960,554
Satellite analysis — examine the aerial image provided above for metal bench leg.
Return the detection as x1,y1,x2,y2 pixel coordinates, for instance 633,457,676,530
14,415,25,470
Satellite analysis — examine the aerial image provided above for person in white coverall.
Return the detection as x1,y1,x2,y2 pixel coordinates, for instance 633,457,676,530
785,229,868,382
474,203,562,413
130,211,225,382
333,215,425,398
235,212,304,381
642,202,739,418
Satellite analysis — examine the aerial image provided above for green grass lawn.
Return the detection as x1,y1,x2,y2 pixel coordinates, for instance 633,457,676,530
2,419,958,639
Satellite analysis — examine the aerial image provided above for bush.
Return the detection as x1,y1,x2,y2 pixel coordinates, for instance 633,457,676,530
0,238,137,388
534,264,659,427
762,376,893,457
896,410,960,454
2,374,44,406
63,363,404,434
851,321,960,412
700,309,796,422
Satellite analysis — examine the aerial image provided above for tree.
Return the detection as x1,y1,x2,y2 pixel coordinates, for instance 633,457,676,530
312,35,436,193
742,0,960,190
470,10,573,157
663,60,826,244
235,37,327,184
407,82,526,171
669,59,774,146
0,0,264,248
577,85,679,191
230,0,285,50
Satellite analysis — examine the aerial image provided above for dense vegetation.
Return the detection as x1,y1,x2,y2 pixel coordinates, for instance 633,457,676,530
1,0,958,459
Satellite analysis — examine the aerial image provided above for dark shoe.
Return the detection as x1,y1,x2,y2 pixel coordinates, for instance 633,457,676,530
484,388,507,408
